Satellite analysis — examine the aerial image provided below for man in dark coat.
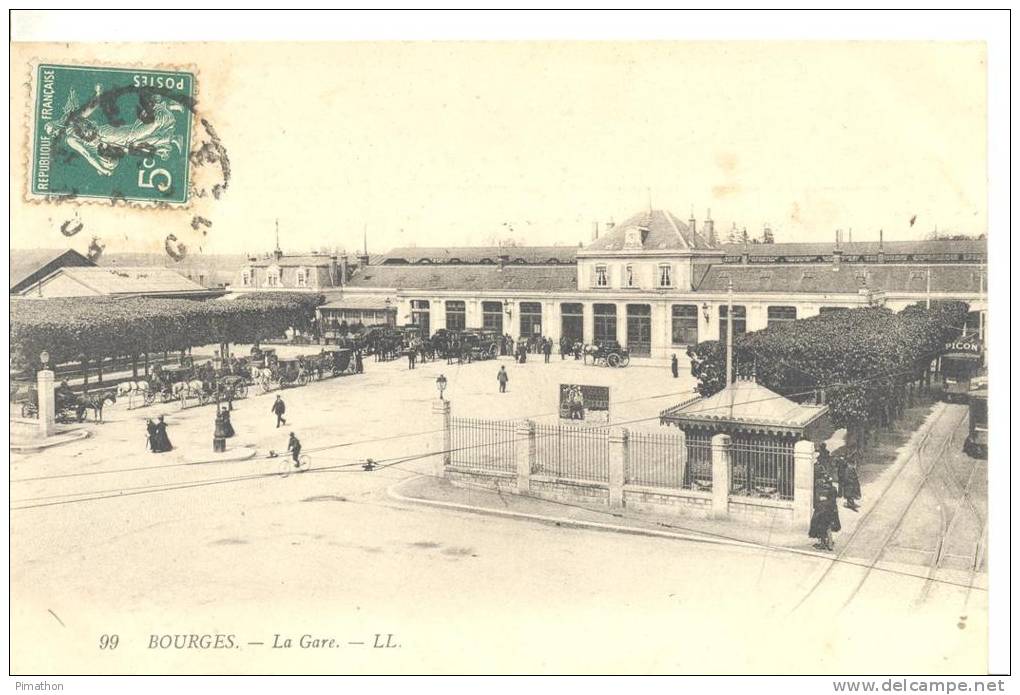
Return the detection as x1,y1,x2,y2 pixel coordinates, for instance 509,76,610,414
671,354,679,378
809,473,840,551
497,366,509,393
151,415,173,453
287,432,302,467
838,453,862,511
355,350,364,373
543,339,552,363
271,395,287,428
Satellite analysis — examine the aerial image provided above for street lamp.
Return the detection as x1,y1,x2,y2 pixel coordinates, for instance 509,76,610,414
435,374,448,400
39,351,50,369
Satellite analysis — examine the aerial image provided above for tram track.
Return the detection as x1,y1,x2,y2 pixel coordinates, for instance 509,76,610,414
790,402,966,614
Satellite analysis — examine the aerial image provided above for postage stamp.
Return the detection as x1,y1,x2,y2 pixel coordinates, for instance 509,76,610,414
29,64,195,204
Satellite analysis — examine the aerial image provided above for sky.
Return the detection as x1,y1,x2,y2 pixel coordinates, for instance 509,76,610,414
10,41,987,257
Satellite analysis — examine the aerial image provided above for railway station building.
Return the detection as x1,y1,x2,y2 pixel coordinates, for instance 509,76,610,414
320,208,987,359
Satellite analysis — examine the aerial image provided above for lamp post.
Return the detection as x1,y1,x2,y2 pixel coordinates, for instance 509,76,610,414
436,373,448,401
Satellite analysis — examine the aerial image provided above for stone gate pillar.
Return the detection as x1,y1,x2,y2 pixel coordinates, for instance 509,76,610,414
432,398,451,478
37,368,56,438
710,433,731,519
793,439,816,530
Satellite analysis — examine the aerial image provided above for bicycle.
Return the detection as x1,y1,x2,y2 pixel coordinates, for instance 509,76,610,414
278,452,311,477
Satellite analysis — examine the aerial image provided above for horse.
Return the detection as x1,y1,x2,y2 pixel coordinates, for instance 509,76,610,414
76,390,117,422
116,380,151,397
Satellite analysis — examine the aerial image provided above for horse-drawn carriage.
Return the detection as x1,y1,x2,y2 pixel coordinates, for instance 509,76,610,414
276,357,310,388
584,340,631,368
318,346,355,377
461,329,500,361
11,379,82,421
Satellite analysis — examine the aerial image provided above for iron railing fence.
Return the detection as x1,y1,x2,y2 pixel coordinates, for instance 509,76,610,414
533,424,610,482
449,417,519,474
683,432,714,491
626,430,690,489
728,436,796,501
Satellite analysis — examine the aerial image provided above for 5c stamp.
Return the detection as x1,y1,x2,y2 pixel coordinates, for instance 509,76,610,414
30,64,195,204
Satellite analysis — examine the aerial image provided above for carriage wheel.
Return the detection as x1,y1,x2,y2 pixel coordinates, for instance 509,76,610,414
618,354,631,368
143,390,156,406
236,384,248,399
607,353,621,368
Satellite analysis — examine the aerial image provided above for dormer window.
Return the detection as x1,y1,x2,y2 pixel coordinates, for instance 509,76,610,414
241,269,251,287
623,227,643,250
296,268,307,287
658,264,672,288
595,265,609,288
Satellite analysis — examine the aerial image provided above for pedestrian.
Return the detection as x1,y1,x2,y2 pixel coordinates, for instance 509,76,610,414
671,354,679,378
816,442,832,479
221,406,235,438
809,472,841,551
408,346,417,370
355,349,364,373
151,415,173,453
838,452,862,512
287,432,302,468
497,365,509,393
271,395,287,428
543,339,552,363
145,418,156,451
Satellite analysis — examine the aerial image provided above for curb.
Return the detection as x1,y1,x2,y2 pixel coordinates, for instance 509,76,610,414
387,475,834,562
10,429,91,453
182,446,258,466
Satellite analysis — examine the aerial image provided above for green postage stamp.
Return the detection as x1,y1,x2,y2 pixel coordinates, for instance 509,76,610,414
29,64,195,204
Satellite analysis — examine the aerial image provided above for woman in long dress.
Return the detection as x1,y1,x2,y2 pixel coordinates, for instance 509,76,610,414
151,415,173,453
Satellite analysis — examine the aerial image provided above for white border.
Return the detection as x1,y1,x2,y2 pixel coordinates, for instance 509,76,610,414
6,8,1012,687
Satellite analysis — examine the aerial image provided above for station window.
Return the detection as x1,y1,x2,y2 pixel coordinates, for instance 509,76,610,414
594,265,609,288
671,304,699,345
767,306,797,327
718,305,747,342
625,265,635,288
446,300,466,331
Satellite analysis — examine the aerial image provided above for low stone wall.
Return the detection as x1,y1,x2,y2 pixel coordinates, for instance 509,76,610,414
728,496,795,527
446,467,519,493
623,485,714,518
530,475,610,507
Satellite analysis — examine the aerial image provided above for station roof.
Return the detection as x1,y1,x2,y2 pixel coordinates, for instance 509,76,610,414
583,209,719,252
378,246,579,265
345,264,578,292
720,238,986,263
10,248,95,292
28,266,218,298
695,263,984,295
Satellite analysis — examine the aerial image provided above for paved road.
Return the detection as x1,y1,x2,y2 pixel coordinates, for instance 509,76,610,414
10,355,986,673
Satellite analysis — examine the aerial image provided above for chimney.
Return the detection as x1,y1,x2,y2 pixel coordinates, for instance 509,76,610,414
689,210,697,234
357,252,370,269
273,247,283,262
340,254,350,283
877,230,885,264
329,255,339,286
833,230,843,268
741,238,750,265
592,221,600,241
498,252,510,270
703,209,716,246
